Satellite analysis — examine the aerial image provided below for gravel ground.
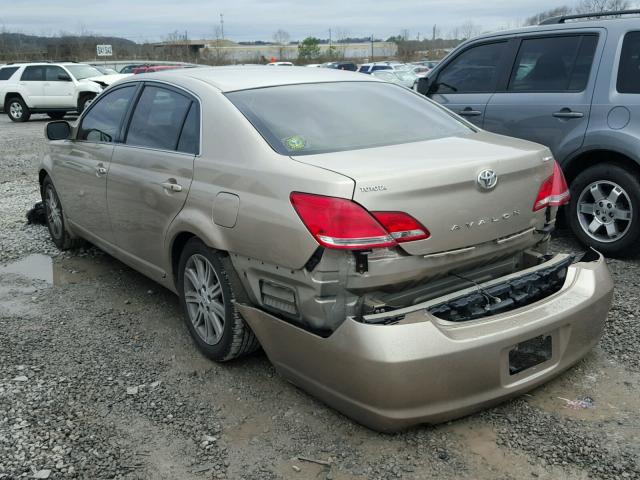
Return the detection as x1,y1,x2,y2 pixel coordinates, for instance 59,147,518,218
0,115,639,480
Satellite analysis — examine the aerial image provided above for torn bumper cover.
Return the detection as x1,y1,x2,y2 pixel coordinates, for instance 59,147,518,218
236,252,613,432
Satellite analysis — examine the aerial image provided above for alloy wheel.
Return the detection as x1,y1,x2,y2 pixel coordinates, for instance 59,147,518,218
577,180,633,243
9,101,22,120
183,254,226,345
44,185,63,239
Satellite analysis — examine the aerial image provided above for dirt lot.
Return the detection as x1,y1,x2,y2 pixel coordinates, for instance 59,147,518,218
1,115,639,480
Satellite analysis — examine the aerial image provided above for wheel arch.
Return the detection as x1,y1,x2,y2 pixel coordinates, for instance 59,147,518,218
4,92,27,110
38,169,50,194
562,149,640,184
170,231,198,286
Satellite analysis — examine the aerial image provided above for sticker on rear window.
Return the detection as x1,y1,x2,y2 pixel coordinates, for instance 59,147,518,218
283,135,306,151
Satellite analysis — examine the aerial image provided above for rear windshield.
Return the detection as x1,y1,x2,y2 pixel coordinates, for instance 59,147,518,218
226,82,471,156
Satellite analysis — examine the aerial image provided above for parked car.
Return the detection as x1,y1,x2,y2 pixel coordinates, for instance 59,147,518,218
94,66,119,75
413,60,439,69
324,61,358,71
371,69,419,89
357,61,408,74
418,11,640,257
133,65,187,74
411,66,431,77
119,64,148,74
267,61,294,66
0,62,124,122
40,67,612,431
305,63,322,67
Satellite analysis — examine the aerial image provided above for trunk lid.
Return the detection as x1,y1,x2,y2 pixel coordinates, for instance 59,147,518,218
292,132,552,256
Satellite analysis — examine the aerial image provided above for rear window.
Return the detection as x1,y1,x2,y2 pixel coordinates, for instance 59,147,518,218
618,31,640,94
226,82,471,156
508,35,597,92
0,67,18,80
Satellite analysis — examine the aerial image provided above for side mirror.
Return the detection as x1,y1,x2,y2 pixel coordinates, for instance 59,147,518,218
58,74,72,81
416,76,434,96
46,121,71,141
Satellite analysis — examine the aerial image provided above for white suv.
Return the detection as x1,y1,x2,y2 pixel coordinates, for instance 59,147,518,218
0,62,127,122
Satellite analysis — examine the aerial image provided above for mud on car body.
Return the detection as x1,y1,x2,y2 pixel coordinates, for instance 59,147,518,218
39,67,613,431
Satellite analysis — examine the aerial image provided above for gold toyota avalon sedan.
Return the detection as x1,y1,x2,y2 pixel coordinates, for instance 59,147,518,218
39,66,613,431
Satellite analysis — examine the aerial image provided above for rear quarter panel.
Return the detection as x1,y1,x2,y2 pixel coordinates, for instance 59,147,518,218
165,90,355,271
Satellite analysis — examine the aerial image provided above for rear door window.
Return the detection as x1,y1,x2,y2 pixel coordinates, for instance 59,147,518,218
0,67,18,80
79,85,137,142
508,35,597,92
21,66,45,81
125,85,193,152
45,66,69,82
177,103,200,155
434,42,507,93
617,31,640,93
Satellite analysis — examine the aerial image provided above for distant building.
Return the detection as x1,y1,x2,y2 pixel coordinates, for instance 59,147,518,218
152,39,397,63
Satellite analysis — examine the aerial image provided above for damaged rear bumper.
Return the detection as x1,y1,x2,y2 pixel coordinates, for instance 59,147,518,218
236,252,613,432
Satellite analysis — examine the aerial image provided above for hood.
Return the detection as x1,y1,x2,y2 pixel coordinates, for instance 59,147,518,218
84,73,132,87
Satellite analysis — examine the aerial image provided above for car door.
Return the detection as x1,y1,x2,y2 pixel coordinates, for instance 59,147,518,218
19,65,46,106
427,41,512,127
107,83,198,273
483,33,600,161
43,66,75,108
52,84,138,244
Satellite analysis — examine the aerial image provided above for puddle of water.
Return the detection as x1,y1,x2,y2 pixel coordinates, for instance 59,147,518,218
0,254,54,284
0,253,113,286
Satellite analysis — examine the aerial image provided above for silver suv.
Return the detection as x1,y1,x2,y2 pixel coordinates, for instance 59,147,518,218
419,11,640,257
39,67,613,431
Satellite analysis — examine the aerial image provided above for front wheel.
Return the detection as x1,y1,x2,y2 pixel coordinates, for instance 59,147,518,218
177,239,259,361
77,93,96,114
567,163,640,258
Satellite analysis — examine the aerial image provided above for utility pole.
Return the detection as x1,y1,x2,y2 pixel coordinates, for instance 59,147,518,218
432,24,436,41
370,34,374,62
220,13,224,40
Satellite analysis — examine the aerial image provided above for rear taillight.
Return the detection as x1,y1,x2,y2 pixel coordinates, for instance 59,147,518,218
290,193,429,250
533,161,570,211
370,211,430,243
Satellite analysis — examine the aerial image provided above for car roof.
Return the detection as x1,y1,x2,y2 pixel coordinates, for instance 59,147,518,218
468,15,640,42
130,66,378,92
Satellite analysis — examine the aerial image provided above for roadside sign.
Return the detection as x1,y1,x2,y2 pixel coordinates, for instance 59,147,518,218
96,45,113,57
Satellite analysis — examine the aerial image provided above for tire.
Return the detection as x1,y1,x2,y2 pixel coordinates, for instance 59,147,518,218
47,112,66,120
177,238,259,361
41,176,84,250
7,97,30,122
567,163,640,258
77,93,96,114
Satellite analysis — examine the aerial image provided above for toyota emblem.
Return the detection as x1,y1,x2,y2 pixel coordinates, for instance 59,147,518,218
477,169,498,190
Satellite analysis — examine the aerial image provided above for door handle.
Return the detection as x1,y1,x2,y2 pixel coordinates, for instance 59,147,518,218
458,107,482,116
553,109,584,119
160,181,183,192
95,165,107,176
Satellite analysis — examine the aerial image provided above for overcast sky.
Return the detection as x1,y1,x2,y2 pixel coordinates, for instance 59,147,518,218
0,0,581,42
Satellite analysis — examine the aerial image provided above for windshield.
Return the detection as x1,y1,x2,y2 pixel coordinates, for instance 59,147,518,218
65,65,103,80
226,82,472,156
